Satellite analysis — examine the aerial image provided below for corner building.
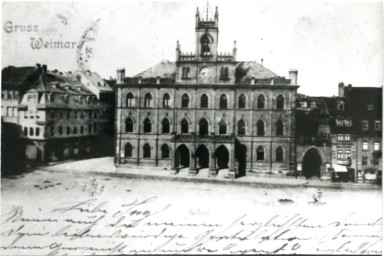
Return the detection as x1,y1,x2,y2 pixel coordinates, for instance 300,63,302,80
115,7,299,177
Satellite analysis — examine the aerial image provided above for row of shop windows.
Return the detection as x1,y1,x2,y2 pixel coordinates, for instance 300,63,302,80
126,93,286,110
125,117,285,136
123,143,285,162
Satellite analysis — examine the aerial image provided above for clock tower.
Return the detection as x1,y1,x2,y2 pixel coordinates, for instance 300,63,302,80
195,6,219,62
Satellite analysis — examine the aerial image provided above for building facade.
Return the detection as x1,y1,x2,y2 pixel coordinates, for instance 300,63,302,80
295,83,382,181
15,64,114,162
115,7,299,177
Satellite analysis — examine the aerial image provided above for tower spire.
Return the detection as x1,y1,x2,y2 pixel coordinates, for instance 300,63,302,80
206,1,209,20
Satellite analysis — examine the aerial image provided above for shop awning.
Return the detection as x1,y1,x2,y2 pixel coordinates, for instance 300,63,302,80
333,165,348,173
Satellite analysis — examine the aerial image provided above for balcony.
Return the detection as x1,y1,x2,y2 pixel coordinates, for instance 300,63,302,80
172,133,235,143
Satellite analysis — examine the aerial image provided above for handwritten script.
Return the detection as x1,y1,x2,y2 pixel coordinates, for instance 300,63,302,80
1,196,381,255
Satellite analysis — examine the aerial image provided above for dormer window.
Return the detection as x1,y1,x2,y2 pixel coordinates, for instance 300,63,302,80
367,104,373,110
345,119,352,127
375,120,381,131
361,120,369,131
337,101,345,111
336,119,344,127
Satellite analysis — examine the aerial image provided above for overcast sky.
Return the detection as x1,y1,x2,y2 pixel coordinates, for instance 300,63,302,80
2,0,382,96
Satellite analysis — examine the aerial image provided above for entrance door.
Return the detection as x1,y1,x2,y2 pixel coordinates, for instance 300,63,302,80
195,145,210,168
216,145,229,170
235,141,247,176
176,145,190,168
302,148,323,178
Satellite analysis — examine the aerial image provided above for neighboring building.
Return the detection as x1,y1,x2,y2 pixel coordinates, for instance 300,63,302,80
1,66,39,123
296,83,382,181
114,6,299,177
16,64,114,162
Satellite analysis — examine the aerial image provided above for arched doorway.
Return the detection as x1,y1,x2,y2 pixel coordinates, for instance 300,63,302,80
235,140,247,176
302,148,323,178
195,145,210,168
216,145,229,170
176,145,190,168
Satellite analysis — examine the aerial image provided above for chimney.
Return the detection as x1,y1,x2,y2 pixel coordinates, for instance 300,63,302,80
233,40,237,61
251,77,255,85
338,82,345,97
289,69,298,85
36,63,41,69
156,76,160,84
42,65,47,74
261,58,264,66
138,76,142,84
116,68,125,84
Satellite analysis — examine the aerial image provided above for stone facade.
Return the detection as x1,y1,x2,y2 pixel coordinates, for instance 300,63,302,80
114,7,299,177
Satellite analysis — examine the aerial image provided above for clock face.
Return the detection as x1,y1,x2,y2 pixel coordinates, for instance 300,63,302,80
200,67,212,79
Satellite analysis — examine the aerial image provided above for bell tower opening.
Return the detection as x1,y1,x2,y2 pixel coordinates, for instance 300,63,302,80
195,4,219,61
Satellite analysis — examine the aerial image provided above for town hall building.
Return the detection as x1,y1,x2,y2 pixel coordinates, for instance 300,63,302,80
114,6,299,178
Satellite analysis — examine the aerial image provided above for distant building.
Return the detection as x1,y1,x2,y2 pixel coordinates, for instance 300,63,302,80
3,64,114,162
296,83,382,181
1,66,39,123
114,6,299,177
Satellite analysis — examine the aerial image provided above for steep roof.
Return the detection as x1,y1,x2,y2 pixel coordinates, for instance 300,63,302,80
132,60,281,81
75,70,113,92
134,61,176,79
2,66,38,90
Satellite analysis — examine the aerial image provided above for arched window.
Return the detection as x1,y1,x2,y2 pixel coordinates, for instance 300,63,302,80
200,34,211,56
238,94,246,109
73,126,77,135
144,93,152,108
257,94,265,109
125,143,132,157
182,67,186,79
186,67,190,78
143,118,152,133
276,147,284,162
276,95,284,110
181,118,189,134
257,146,265,161
80,126,84,134
276,120,284,136
257,120,265,136
181,94,189,108
67,126,70,135
199,118,209,136
163,93,170,107
30,127,34,136
162,118,170,134
126,93,134,107
126,117,134,132
219,119,227,135
224,67,229,79
220,67,225,80
143,143,151,158
219,94,228,109
237,119,246,135
200,94,208,108
161,144,170,159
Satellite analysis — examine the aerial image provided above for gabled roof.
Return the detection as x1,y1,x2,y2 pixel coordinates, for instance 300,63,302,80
134,61,176,79
235,61,279,80
2,66,38,90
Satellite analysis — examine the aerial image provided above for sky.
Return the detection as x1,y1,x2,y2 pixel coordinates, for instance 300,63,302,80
2,0,383,96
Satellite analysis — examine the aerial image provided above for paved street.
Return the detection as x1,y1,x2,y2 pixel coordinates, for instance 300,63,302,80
1,158,382,255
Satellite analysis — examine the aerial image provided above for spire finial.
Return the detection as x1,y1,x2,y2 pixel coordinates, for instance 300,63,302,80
206,1,209,20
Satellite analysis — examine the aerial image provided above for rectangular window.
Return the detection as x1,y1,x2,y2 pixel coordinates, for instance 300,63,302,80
345,150,351,159
345,119,352,127
29,127,34,136
362,157,368,166
30,110,34,119
8,90,13,99
361,120,369,131
310,102,316,109
374,142,380,151
337,150,343,159
337,134,344,141
14,91,19,99
362,142,368,151
336,119,343,127
13,107,18,117
344,134,350,141
36,128,40,136
7,107,12,117
375,120,381,131
24,110,28,119
1,91,5,99
373,158,379,166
